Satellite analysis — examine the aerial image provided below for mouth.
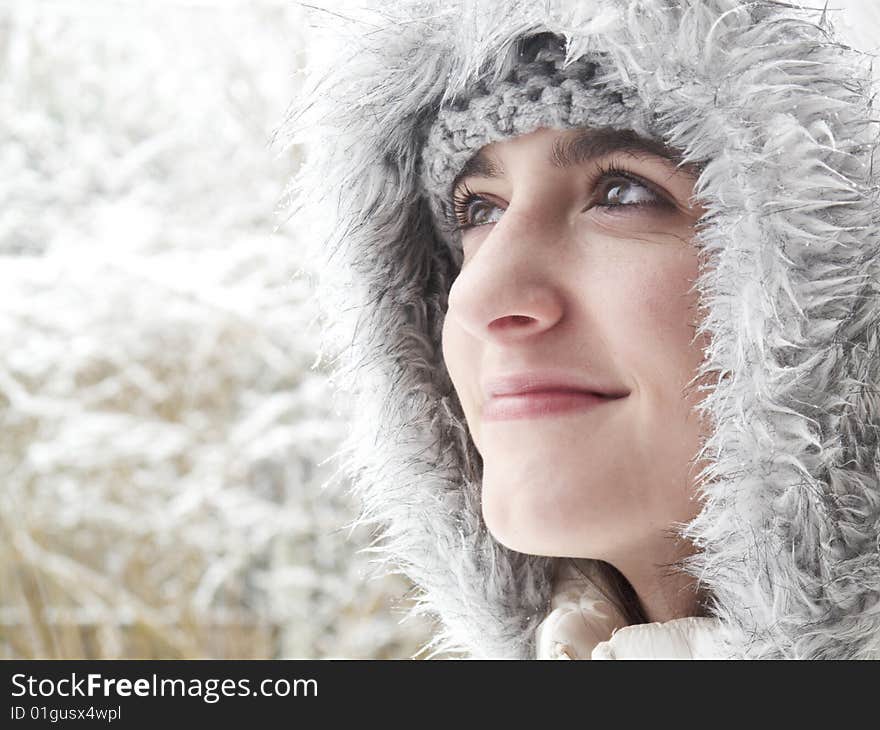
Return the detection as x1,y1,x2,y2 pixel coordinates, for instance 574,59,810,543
481,388,626,422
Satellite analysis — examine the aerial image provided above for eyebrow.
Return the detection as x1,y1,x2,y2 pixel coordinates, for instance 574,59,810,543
449,127,693,197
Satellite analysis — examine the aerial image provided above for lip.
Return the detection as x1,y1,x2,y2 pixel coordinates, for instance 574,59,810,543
481,370,629,422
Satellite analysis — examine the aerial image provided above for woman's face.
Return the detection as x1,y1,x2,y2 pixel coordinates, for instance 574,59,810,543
441,126,711,561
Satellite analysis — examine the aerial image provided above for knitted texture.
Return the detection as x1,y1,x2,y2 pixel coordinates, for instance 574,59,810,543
419,34,656,251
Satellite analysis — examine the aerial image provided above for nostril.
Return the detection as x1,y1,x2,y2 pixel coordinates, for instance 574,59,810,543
489,314,536,331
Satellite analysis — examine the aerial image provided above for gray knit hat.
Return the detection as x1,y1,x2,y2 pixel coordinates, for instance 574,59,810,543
419,32,660,254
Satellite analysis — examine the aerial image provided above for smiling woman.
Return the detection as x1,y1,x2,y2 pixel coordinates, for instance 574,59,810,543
288,0,880,660
440,124,712,628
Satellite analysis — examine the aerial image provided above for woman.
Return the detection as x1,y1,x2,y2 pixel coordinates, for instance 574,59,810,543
284,0,880,658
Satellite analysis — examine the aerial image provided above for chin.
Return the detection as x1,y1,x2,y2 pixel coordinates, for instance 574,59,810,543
481,468,606,558
482,515,556,556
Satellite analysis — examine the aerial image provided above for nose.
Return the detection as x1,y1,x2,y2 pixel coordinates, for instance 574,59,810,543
445,222,565,343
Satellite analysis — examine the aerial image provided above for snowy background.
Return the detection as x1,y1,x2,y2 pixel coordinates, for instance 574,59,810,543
0,0,877,659
0,0,433,659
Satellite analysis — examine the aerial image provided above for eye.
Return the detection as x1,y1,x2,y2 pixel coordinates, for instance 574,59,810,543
590,163,670,213
597,177,658,207
449,162,674,232
451,183,504,232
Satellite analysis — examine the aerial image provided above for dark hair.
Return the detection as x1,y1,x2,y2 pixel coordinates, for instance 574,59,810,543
568,551,711,626
568,558,649,625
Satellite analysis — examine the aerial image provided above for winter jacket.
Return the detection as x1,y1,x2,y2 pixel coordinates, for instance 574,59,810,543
534,561,726,659
284,0,880,659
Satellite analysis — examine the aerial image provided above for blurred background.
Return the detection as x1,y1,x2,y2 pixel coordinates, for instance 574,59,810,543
0,0,876,659
0,0,434,659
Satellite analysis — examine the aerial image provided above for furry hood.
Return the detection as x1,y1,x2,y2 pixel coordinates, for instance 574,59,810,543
281,0,880,659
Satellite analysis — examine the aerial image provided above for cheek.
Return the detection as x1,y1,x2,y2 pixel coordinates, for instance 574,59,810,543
607,244,704,397
441,315,481,440
599,243,709,517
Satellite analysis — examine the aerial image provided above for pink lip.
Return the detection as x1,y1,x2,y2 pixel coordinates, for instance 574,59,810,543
482,389,620,421
480,370,629,422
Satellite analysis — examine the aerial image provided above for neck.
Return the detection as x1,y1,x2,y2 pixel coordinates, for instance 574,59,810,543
610,536,704,624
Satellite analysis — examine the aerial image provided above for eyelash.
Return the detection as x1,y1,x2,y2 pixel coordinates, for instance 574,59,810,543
450,161,671,232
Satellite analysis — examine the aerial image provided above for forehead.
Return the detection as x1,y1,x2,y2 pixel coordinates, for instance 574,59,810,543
450,127,693,194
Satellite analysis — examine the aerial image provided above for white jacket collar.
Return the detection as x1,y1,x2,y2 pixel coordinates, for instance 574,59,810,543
535,564,726,660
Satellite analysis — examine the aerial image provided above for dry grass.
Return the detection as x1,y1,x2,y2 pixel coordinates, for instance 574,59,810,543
0,0,433,659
